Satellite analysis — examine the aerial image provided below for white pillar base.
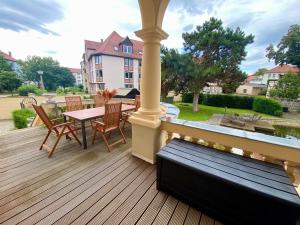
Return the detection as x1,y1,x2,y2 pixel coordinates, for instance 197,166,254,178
130,114,163,164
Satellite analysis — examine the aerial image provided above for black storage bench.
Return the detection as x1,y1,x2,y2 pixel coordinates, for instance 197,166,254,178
157,138,300,225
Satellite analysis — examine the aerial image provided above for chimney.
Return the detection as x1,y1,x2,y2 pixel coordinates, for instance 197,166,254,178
8,51,12,57
100,39,103,43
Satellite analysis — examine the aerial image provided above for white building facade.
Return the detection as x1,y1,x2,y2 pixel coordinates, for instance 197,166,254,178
82,31,143,94
68,68,83,86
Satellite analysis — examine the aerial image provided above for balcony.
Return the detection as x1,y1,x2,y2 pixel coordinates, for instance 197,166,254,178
124,66,133,72
96,77,103,82
124,78,133,83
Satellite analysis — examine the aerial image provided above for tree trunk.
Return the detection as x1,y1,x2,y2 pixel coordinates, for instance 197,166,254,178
192,93,199,112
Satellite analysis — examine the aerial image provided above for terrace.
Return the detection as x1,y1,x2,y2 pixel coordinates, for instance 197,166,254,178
1,0,300,224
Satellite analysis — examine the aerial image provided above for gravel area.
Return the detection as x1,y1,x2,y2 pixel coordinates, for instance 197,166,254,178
0,119,15,135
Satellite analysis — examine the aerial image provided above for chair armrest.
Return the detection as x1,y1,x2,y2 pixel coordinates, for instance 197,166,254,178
93,120,105,127
52,121,73,129
51,118,63,125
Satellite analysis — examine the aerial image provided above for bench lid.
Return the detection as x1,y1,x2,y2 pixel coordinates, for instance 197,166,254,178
157,139,300,207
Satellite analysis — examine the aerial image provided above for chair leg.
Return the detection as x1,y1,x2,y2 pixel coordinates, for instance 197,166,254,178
119,127,126,144
40,130,51,150
92,128,97,144
68,126,82,146
101,132,111,151
48,133,63,157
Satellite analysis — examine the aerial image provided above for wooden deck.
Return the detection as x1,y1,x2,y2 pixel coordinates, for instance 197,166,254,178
0,126,223,225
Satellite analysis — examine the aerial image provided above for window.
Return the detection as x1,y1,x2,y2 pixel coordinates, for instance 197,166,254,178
96,69,103,77
138,73,141,78
138,60,142,67
124,72,133,79
123,45,133,54
125,84,133,88
243,89,247,94
95,56,101,64
98,83,105,90
124,58,133,66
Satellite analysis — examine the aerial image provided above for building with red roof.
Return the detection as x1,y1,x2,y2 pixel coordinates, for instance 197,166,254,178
67,68,83,86
0,51,18,71
81,31,143,93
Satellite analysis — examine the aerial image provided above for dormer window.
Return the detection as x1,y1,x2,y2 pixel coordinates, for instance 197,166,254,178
114,46,118,51
123,45,132,54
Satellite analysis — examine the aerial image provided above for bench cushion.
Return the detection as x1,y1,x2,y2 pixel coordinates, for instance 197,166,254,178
157,138,300,225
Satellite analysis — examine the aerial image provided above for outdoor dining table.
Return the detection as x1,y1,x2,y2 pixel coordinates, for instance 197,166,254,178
63,104,136,149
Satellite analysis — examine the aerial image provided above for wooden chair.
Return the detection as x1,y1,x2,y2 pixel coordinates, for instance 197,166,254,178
92,102,126,151
94,95,105,107
65,95,83,130
32,104,81,157
122,95,140,129
65,95,83,111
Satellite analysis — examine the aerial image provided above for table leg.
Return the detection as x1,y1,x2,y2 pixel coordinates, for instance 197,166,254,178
64,115,70,140
81,120,87,149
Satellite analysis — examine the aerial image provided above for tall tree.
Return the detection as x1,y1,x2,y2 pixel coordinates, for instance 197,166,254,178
19,56,75,90
254,68,268,76
182,17,254,111
0,55,12,72
269,72,300,99
0,71,22,95
266,24,300,68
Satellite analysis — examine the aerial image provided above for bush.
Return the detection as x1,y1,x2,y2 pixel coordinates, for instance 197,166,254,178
253,97,282,116
202,94,254,109
12,109,35,129
18,84,43,96
56,86,65,95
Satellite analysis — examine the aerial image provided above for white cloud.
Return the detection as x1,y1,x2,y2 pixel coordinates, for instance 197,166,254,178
0,0,298,74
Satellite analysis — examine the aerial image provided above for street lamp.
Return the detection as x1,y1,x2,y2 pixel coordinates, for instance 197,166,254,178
37,70,45,90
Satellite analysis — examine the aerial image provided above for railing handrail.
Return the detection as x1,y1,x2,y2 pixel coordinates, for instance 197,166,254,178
161,118,300,164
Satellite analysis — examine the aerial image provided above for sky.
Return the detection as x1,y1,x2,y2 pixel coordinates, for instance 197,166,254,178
0,0,299,74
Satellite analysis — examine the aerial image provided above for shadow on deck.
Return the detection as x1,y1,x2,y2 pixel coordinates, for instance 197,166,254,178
0,126,222,225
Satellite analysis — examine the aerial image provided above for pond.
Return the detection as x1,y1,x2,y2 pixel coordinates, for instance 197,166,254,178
272,125,300,141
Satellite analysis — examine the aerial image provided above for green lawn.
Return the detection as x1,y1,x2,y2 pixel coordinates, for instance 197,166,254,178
174,102,275,121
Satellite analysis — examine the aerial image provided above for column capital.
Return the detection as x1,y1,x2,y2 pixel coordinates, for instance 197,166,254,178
135,27,168,43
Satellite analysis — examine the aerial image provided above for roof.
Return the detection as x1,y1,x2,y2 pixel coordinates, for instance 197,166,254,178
266,64,299,74
85,31,143,60
246,75,256,81
0,51,16,62
68,68,81,73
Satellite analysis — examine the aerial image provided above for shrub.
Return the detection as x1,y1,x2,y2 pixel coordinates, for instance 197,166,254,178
253,97,282,116
202,94,254,109
56,86,65,95
12,109,35,129
18,84,43,96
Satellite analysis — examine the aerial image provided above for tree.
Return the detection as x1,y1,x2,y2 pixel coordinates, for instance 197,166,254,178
254,68,268,76
0,71,22,95
19,56,75,90
266,24,300,68
182,17,254,111
0,55,12,72
269,72,300,99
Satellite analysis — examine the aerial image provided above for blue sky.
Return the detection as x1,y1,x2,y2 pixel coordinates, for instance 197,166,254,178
0,0,299,74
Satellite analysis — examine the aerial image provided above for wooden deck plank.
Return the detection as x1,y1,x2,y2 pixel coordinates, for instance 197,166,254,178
119,181,159,225
183,207,201,225
0,127,227,225
168,201,189,225
70,163,150,225
20,157,139,225
152,195,178,225
53,159,144,225
102,172,157,225
135,191,168,225
199,214,214,225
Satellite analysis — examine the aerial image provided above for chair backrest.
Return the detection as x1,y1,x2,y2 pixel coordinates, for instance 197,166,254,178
103,102,122,130
65,96,83,111
94,95,105,107
32,104,53,130
134,95,140,112
20,97,37,109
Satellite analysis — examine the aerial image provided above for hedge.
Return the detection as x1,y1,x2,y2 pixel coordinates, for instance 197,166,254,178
202,94,254,109
18,84,43,96
253,97,282,116
12,109,36,129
